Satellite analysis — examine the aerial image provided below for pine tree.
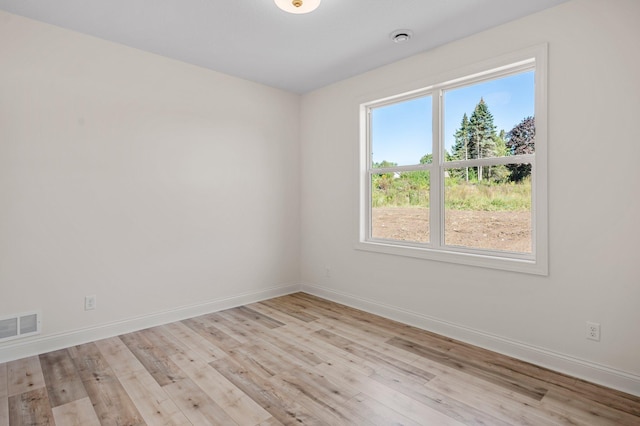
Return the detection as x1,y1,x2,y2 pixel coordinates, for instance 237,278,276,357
468,98,497,181
451,114,471,181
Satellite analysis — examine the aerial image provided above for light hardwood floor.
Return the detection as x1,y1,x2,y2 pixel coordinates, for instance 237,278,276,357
1,292,639,425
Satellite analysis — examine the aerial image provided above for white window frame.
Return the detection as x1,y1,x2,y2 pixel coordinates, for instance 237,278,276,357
356,45,548,275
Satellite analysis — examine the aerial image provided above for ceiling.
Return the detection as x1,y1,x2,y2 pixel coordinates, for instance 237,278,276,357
0,0,568,93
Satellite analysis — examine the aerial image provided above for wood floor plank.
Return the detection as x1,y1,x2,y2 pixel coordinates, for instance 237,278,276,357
388,335,548,401
313,329,436,383
169,348,272,425
292,292,460,350
426,374,554,426
446,342,579,400
39,349,88,407
94,336,148,377
290,293,401,332
181,315,243,352
68,342,145,426
223,324,324,382
266,322,375,377
259,297,319,323
8,387,55,426
82,374,146,426
0,397,8,426
293,293,487,364
400,372,549,426
217,309,324,367
540,388,640,426
67,342,113,382
118,369,191,426
262,331,326,368
276,364,358,409
551,378,640,418
337,347,515,426
315,316,422,365
270,361,375,426
199,311,256,345
7,356,46,397
314,359,465,426
140,326,188,357
292,295,399,341
236,338,312,379
163,376,238,425
287,294,360,323
0,363,8,426
0,362,7,398
119,329,186,387
211,356,328,425
257,417,284,426
412,355,558,425
448,337,640,417
51,397,101,426
247,302,324,331
232,306,286,329
341,393,422,426
162,321,228,362
268,373,371,426
226,343,285,382
296,292,568,405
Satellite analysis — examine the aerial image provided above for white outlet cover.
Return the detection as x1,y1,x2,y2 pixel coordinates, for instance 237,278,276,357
586,321,600,341
85,295,96,311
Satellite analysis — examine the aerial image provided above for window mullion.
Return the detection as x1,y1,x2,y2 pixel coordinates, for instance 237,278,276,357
430,90,442,248
370,164,430,174
444,154,535,169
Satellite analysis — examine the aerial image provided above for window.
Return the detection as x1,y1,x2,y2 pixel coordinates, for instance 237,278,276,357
358,46,547,274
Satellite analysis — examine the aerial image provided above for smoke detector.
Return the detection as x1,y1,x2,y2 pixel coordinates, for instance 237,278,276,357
390,29,413,44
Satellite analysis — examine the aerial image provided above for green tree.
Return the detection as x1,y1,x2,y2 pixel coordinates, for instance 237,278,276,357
506,116,535,182
419,153,432,164
468,98,498,181
451,114,471,181
486,129,510,182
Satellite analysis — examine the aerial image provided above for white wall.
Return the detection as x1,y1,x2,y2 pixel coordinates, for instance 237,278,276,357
0,11,300,356
300,0,640,394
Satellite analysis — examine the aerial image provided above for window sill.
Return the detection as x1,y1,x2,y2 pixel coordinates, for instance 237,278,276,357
354,240,548,275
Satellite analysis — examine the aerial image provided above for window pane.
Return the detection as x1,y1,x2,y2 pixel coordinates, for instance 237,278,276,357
444,169,531,253
443,71,534,162
371,171,430,243
371,96,432,167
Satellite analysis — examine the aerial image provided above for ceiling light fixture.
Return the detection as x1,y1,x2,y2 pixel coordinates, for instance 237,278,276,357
274,0,321,14
390,29,413,44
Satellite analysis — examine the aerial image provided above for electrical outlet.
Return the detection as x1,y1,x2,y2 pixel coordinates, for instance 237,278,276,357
586,321,600,341
85,295,96,311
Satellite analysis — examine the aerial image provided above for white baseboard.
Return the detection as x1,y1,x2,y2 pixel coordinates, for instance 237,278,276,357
0,284,300,363
301,283,640,397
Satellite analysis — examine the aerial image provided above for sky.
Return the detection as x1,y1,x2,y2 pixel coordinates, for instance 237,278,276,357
371,70,534,166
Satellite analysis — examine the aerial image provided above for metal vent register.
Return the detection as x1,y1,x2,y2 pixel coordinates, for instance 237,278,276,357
0,311,41,342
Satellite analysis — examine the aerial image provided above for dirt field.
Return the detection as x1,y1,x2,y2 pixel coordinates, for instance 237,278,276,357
372,207,531,253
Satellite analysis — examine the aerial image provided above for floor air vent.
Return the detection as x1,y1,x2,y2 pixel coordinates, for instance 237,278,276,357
0,311,41,342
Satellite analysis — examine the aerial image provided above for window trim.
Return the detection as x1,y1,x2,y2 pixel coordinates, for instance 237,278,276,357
356,44,548,275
